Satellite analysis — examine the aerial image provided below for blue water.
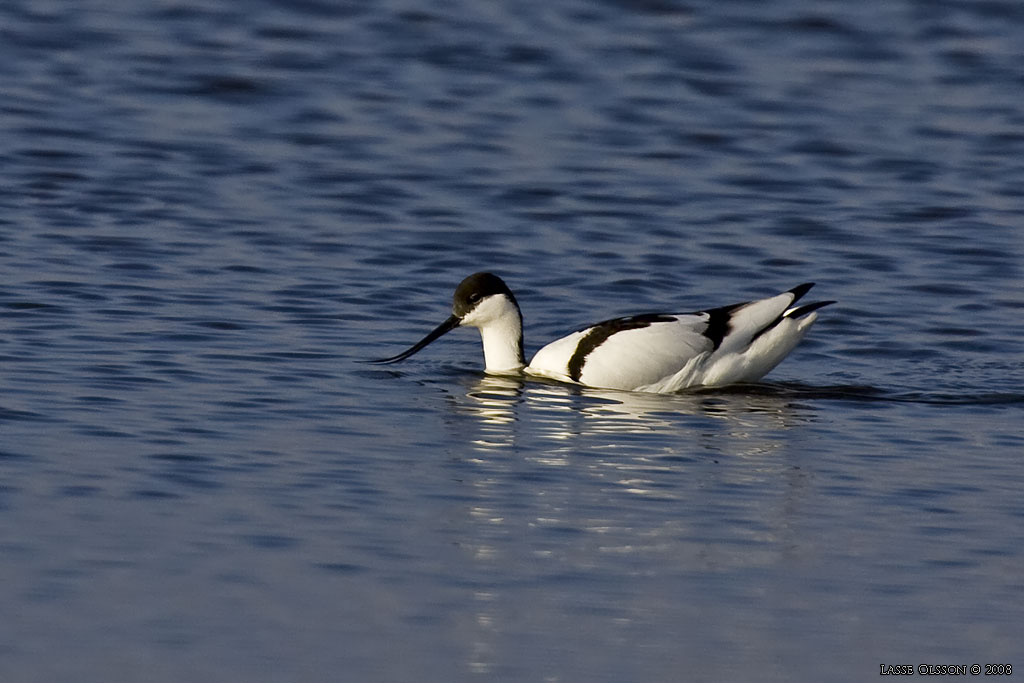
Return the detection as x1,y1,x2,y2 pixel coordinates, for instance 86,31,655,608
2,1,1023,680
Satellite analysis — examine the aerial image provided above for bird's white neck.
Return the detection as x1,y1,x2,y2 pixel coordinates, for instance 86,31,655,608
476,314,525,373
458,291,526,373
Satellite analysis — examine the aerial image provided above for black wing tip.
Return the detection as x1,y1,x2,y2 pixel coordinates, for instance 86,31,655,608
787,299,836,318
787,282,816,302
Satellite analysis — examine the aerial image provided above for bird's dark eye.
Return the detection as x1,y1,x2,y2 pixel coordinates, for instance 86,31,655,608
469,293,481,302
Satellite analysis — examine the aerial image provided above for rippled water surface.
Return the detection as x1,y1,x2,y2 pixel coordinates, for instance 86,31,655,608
2,0,1023,681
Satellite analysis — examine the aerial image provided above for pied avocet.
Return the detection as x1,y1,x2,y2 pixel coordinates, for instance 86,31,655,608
369,272,833,393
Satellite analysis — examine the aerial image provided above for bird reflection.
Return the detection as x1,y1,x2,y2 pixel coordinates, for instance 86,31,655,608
452,374,817,458
442,374,820,677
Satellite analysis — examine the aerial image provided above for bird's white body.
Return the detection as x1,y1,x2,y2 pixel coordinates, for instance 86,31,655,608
525,297,821,392
371,273,832,394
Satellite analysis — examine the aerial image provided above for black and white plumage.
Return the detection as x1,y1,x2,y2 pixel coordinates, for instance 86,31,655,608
369,272,834,393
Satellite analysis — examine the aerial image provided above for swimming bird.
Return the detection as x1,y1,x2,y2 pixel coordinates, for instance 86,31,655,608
369,272,833,393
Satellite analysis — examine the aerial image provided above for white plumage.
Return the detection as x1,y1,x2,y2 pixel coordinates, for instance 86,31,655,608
369,272,833,394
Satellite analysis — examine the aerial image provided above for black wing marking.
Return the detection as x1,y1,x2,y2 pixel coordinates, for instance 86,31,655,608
787,282,815,303
698,302,745,350
567,313,677,382
698,283,820,350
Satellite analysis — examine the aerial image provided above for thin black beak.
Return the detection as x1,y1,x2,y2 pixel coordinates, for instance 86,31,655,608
366,314,461,364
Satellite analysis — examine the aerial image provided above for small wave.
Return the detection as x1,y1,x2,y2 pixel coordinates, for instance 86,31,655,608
697,382,1024,407
0,406,49,422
